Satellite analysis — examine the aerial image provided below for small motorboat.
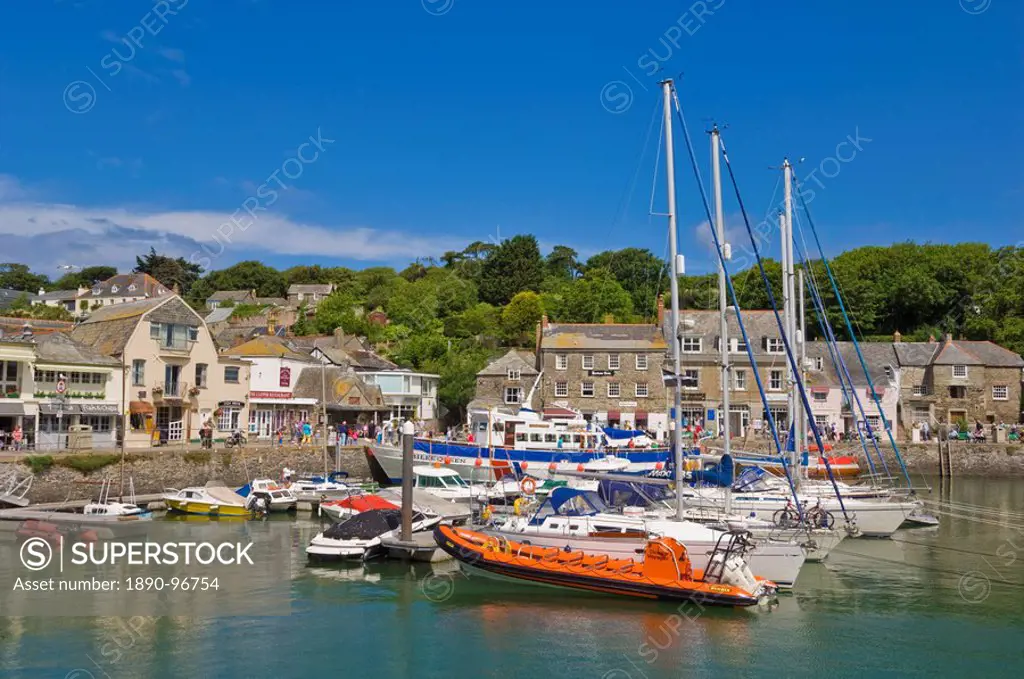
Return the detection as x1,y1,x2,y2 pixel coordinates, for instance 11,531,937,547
236,479,297,512
306,508,441,562
82,480,152,521
163,482,250,517
413,465,496,505
435,524,777,607
284,469,355,503
319,494,399,522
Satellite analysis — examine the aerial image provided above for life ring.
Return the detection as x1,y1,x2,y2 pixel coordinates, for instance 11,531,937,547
520,477,537,495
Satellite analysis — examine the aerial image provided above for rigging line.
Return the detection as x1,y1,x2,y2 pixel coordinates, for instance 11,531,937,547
668,87,804,520
614,96,662,232
715,135,850,522
793,173,914,489
794,218,892,481
648,105,666,218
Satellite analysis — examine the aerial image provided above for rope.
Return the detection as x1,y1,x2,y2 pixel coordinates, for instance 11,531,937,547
793,173,914,489
668,87,803,519
711,132,850,522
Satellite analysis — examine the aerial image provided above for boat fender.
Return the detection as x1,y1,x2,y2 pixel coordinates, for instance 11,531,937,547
576,464,585,472
520,478,537,495
474,458,483,467
548,462,557,472
444,456,452,464
481,505,493,521
513,497,526,516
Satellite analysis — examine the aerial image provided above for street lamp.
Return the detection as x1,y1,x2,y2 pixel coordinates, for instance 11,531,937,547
56,373,67,451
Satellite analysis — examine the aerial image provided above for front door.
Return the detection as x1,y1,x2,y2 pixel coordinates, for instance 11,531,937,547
257,409,272,438
504,422,516,448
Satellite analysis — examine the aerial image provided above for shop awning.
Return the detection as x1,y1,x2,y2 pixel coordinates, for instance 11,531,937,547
0,403,26,416
810,387,830,394
607,410,621,420
542,407,578,419
634,410,648,421
129,401,155,415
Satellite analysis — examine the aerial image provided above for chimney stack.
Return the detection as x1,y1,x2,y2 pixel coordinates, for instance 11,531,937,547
944,333,954,344
334,326,345,349
266,311,276,335
656,294,665,328
172,283,180,295
928,334,936,343
38,288,45,296
893,330,902,343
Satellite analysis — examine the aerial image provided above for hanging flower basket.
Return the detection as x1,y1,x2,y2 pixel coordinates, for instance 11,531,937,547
188,386,201,396
214,407,224,417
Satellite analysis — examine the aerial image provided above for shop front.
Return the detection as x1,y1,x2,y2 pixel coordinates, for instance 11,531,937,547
247,390,318,439
36,401,119,450
0,402,35,451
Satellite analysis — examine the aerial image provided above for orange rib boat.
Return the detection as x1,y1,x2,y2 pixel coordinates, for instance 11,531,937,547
433,525,777,607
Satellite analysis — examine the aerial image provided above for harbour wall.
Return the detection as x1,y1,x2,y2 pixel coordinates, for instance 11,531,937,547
714,440,1024,477
3,444,373,504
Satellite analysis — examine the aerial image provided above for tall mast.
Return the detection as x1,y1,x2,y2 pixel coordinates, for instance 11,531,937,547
662,79,685,521
711,125,731,515
782,158,801,476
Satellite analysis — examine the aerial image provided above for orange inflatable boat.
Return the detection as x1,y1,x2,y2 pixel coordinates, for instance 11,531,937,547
433,525,777,607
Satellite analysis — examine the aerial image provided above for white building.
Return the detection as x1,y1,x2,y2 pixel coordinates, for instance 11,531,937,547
805,341,899,437
223,335,319,439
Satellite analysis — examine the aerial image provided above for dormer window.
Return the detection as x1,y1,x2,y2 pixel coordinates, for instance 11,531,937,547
158,288,166,295
111,285,118,293
92,288,101,295
128,284,137,292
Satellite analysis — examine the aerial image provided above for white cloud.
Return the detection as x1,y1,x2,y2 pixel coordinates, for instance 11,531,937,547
0,176,462,272
170,69,191,87
158,47,186,63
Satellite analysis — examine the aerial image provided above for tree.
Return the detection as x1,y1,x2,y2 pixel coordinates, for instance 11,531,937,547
478,235,544,306
0,264,49,292
424,347,492,424
291,305,313,336
201,260,287,298
560,268,634,323
283,265,332,286
545,245,580,281
134,248,202,295
53,266,117,290
501,291,543,345
313,291,367,336
584,248,666,319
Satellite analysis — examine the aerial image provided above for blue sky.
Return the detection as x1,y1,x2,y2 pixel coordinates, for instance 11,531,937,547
0,0,1020,275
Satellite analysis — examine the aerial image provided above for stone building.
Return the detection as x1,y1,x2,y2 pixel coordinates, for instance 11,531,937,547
470,349,539,414
803,341,900,438
894,334,1023,433
535,316,668,436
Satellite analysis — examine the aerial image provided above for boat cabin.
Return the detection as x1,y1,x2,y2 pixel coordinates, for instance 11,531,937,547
413,465,470,491
523,488,647,537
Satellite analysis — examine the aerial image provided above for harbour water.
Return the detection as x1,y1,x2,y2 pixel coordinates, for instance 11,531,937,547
2,477,1023,678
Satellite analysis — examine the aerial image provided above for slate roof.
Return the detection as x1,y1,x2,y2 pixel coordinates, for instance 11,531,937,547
80,273,170,299
673,310,788,357
255,297,288,307
69,298,163,357
291,365,387,408
31,332,120,366
204,306,234,324
0,288,27,310
32,289,79,302
955,341,1024,368
891,340,1022,368
288,284,334,294
892,343,940,367
541,323,667,351
225,335,317,362
208,290,255,303
0,317,74,337
805,341,898,386
477,349,538,377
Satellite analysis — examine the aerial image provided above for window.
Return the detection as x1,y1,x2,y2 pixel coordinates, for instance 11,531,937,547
992,385,1008,401
766,338,785,354
80,415,112,432
814,414,829,429
581,381,595,397
128,283,137,292
224,366,240,384
131,360,145,386
769,370,783,391
952,365,967,379
555,381,568,397
555,354,568,370
813,357,824,371
729,337,748,354
507,369,521,381
110,285,118,294
884,365,893,380
188,326,199,341
195,363,208,388
949,386,967,399
217,407,241,431
681,369,698,390
733,369,747,391
681,337,702,353
912,406,930,422
504,387,523,404
813,391,828,402
636,354,648,370
608,354,620,370
582,355,594,370
150,322,161,339
607,382,620,398
90,372,104,385
0,360,20,395
864,415,881,431
912,384,927,396
635,382,649,398
70,372,83,384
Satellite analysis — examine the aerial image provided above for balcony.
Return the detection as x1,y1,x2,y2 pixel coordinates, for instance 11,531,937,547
157,340,192,356
153,381,187,399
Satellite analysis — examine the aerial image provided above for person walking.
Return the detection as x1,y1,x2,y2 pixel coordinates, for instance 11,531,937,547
339,421,348,447
301,421,312,446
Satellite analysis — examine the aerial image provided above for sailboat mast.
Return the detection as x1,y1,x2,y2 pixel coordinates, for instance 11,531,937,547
661,79,685,521
710,126,732,515
782,158,802,476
